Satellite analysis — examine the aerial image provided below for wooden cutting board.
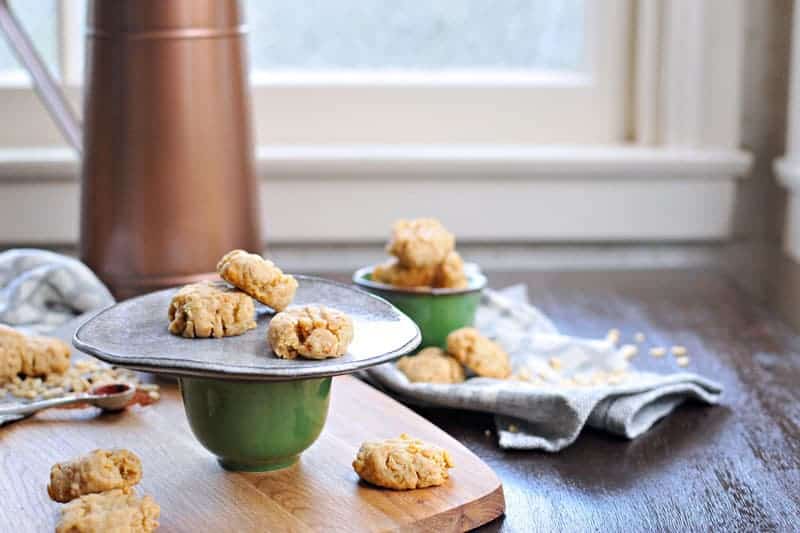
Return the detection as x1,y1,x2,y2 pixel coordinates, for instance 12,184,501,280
0,327,504,532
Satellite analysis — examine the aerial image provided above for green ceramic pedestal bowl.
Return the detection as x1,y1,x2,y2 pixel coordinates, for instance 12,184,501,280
353,264,487,349
179,376,332,472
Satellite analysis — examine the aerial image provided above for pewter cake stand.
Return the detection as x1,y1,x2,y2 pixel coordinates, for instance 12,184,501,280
73,276,421,381
72,275,422,471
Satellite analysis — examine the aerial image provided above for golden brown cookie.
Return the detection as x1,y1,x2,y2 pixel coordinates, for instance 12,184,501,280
433,251,468,289
386,218,455,268
0,324,25,382
446,327,511,379
396,347,465,384
56,488,160,533
372,251,468,290
167,281,256,338
217,249,298,311
352,433,454,490
20,335,70,377
268,305,354,360
372,258,437,288
1,326,71,382
48,449,143,503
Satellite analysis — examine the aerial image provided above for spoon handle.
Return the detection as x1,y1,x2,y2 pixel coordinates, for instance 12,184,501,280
0,394,91,417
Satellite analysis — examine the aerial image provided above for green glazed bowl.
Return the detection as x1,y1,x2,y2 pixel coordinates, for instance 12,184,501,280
180,376,331,472
353,264,487,349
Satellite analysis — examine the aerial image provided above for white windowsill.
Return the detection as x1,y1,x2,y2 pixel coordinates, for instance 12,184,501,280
0,144,753,182
0,144,752,244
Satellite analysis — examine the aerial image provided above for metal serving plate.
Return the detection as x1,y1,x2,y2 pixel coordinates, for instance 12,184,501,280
73,276,421,381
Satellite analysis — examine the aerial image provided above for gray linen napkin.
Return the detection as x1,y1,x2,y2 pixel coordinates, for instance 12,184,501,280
0,249,114,334
365,285,722,451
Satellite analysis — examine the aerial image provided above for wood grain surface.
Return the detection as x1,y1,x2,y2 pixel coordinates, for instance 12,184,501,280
0,329,503,532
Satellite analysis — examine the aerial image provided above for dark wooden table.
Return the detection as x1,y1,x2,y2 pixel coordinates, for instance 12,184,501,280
332,269,800,532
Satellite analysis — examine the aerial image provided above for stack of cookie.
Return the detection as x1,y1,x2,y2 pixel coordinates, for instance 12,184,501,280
168,249,298,339
372,218,468,289
397,327,511,384
168,250,355,361
48,449,159,533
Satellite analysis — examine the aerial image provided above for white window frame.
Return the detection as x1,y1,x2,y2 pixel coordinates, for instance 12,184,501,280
0,0,753,245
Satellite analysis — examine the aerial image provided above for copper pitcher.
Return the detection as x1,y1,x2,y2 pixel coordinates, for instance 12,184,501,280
0,0,262,299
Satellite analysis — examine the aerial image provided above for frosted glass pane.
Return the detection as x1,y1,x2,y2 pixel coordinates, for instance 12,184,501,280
0,0,58,75
244,0,584,72
69,1,583,76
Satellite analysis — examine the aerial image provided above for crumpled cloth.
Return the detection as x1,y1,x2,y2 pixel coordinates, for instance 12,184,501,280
365,285,722,451
0,249,113,334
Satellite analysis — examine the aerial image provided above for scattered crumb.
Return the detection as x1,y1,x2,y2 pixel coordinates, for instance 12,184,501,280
671,345,688,357
606,328,621,345
676,356,690,367
650,347,666,357
620,344,638,359
634,332,646,343
548,357,563,371
41,387,64,399
508,424,519,433
484,429,492,437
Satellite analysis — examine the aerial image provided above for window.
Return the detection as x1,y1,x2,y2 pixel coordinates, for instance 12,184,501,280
0,1,751,245
0,0,629,147
0,0,57,82
244,0,584,72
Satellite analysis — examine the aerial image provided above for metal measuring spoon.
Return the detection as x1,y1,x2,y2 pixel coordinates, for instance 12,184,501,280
0,383,135,425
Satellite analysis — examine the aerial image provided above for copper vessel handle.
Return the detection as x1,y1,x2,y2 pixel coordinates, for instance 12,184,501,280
0,0,82,152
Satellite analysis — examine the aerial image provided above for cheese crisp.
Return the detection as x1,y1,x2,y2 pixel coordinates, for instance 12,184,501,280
168,281,256,338
268,305,354,360
352,434,454,490
217,249,297,311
